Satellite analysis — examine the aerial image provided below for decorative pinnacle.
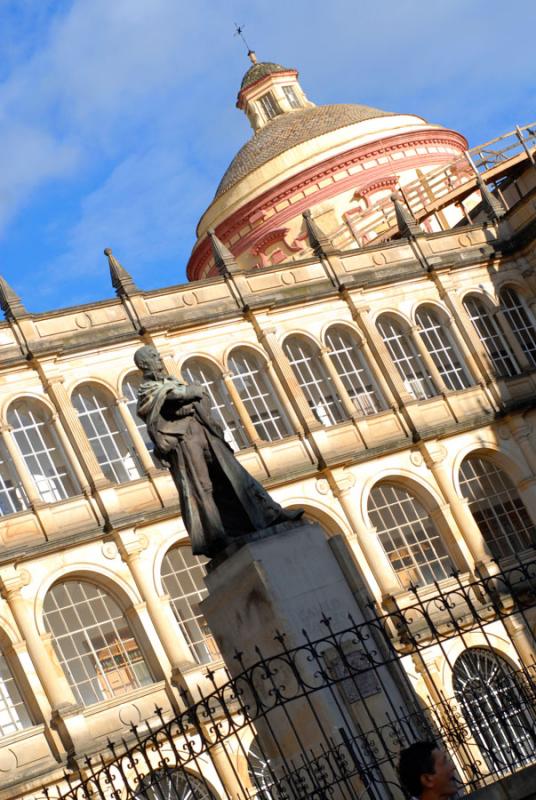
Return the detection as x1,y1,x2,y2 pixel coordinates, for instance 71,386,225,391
390,192,422,239
207,229,238,276
0,275,27,320
302,209,334,257
103,248,139,296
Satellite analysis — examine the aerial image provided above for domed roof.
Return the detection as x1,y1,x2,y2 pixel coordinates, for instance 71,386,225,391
215,103,396,198
240,60,293,90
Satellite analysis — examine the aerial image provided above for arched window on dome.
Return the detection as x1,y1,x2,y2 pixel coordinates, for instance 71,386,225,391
499,287,536,367
458,455,536,559
415,305,472,391
228,347,291,442
43,579,154,707
367,482,453,588
122,372,157,464
72,383,142,484
453,648,536,773
463,295,520,378
160,545,218,665
376,315,435,400
0,647,32,737
181,358,248,451
325,325,385,416
283,335,345,426
7,398,78,503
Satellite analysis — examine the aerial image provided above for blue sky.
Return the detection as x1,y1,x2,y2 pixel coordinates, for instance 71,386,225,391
0,0,533,313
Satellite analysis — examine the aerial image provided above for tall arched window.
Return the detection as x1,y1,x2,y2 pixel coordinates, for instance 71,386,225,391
283,335,345,426
376,315,435,400
0,439,27,516
453,648,536,772
500,287,536,367
463,295,520,378
368,482,453,588
228,348,291,442
325,325,384,415
43,580,153,707
0,649,32,736
458,455,536,559
415,306,472,391
7,399,78,503
182,358,248,451
72,383,142,484
160,545,217,665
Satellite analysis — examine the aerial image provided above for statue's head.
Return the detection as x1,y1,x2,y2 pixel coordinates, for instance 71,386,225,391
134,345,166,376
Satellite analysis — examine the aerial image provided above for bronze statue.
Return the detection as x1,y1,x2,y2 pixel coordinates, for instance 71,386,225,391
134,346,302,557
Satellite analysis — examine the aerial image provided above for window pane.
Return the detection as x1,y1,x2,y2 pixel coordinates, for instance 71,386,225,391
459,456,536,559
500,288,536,367
0,652,32,737
284,336,346,426
368,483,453,588
72,385,142,484
325,325,384,415
182,359,248,451
283,86,301,109
416,307,471,391
259,92,279,120
376,316,435,399
229,348,291,442
7,400,77,503
161,546,219,665
44,580,153,707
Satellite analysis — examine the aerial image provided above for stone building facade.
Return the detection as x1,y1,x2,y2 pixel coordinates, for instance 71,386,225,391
0,56,535,799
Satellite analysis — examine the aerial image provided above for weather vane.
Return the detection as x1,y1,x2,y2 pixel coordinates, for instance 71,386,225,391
234,23,256,62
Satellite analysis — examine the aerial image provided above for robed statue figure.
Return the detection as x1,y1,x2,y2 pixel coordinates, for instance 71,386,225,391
134,346,302,557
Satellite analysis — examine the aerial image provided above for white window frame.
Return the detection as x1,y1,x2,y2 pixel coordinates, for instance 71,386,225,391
500,287,536,367
0,651,32,737
416,306,472,391
258,92,280,120
463,296,520,378
325,325,384,416
376,316,435,400
282,85,301,109
284,336,346,426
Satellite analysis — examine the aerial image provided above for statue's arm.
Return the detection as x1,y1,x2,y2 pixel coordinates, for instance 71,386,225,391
166,383,205,403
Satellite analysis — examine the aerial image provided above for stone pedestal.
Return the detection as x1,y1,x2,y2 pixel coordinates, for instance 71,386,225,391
200,521,407,799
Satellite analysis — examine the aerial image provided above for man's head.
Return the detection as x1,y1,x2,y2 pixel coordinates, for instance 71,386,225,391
398,741,457,799
134,346,167,378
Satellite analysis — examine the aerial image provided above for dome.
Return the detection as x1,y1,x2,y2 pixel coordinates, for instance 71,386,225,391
240,60,293,90
215,103,396,198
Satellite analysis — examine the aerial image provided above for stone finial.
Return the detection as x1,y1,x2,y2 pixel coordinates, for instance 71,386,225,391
302,210,333,257
104,248,139,296
390,192,422,238
207,230,238,276
476,176,506,222
0,275,28,320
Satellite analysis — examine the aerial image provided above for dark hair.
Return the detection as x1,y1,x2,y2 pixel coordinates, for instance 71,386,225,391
398,740,438,797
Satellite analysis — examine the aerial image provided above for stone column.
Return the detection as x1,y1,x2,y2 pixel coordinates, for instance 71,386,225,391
0,425,42,506
44,376,109,488
318,347,356,419
222,372,261,446
263,359,304,435
443,316,481,386
115,531,197,681
256,327,320,429
115,397,156,475
508,420,536,475
408,325,447,395
50,412,90,495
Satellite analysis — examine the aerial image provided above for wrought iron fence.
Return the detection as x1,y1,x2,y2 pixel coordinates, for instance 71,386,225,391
42,557,536,800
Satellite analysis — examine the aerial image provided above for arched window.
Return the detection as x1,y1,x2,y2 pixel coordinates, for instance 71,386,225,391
368,482,453,588
161,546,218,665
415,306,472,391
122,372,159,466
458,455,536,559
134,768,216,800
43,580,153,707
500,287,536,367
283,335,345,426
463,296,520,378
228,348,291,442
376,315,435,400
325,325,384,415
453,648,536,772
0,649,32,736
182,358,248,451
7,399,78,503
72,383,142,484
0,439,27,516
